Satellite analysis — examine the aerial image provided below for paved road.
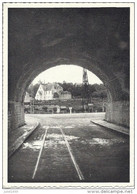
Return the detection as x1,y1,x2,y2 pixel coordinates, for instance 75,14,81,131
8,113,129,182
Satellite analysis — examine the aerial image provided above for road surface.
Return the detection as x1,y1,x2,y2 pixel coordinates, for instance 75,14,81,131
8,113,129,182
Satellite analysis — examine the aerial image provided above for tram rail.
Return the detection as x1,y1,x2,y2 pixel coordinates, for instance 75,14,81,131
32,126,84,181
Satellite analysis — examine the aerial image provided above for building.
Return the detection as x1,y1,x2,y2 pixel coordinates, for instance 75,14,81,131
35,83,63,100
59,91,72,100
35,83,71,101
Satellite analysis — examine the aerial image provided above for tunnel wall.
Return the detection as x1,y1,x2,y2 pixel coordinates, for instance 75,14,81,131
105,101,129,128
8,102,25,132
7,7,130,131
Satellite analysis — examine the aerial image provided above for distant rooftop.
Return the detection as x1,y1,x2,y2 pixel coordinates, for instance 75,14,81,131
40,83,63,91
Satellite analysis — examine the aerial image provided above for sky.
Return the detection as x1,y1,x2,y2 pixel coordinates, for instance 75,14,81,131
32,65,102,85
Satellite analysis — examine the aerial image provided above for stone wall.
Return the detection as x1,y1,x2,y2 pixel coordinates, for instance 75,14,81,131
8,102,25,132
105,101,129,128
7,8,130,131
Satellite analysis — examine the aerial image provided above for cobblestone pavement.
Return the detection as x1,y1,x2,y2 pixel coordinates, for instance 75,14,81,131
8,113,129,182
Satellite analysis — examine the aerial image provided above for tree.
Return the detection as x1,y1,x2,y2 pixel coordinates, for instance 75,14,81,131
33,83,39,97
27,83,39,98
27,82,107,100
26,83,34,97
92,84,107,99
53,92,59,98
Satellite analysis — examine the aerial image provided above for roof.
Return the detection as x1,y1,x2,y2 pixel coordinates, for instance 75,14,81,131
40,83,63,91
60,91,71,94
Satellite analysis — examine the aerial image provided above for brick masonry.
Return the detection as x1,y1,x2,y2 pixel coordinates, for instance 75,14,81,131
105,101,129,128
8,102,25,132
8,8,130,131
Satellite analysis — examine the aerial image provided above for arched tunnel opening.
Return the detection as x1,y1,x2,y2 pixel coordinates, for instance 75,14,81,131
6,5,131,184
8,7,130,132
8,57,129,132
23,64,108,116
8,64,129,183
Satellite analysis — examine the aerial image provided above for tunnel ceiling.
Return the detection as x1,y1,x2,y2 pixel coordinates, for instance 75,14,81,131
8,8,129,102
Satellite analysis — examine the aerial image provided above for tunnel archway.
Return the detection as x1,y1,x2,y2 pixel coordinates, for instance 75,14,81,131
19,62,112,103
8,7,130,131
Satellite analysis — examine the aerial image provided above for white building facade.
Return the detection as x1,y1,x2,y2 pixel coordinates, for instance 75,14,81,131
35,83,70,101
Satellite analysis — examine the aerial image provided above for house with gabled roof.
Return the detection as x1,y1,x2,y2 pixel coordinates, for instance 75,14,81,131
35,83,71,101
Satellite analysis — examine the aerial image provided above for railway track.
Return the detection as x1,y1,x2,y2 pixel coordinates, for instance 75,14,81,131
32,126,84,181
8,116,129,182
